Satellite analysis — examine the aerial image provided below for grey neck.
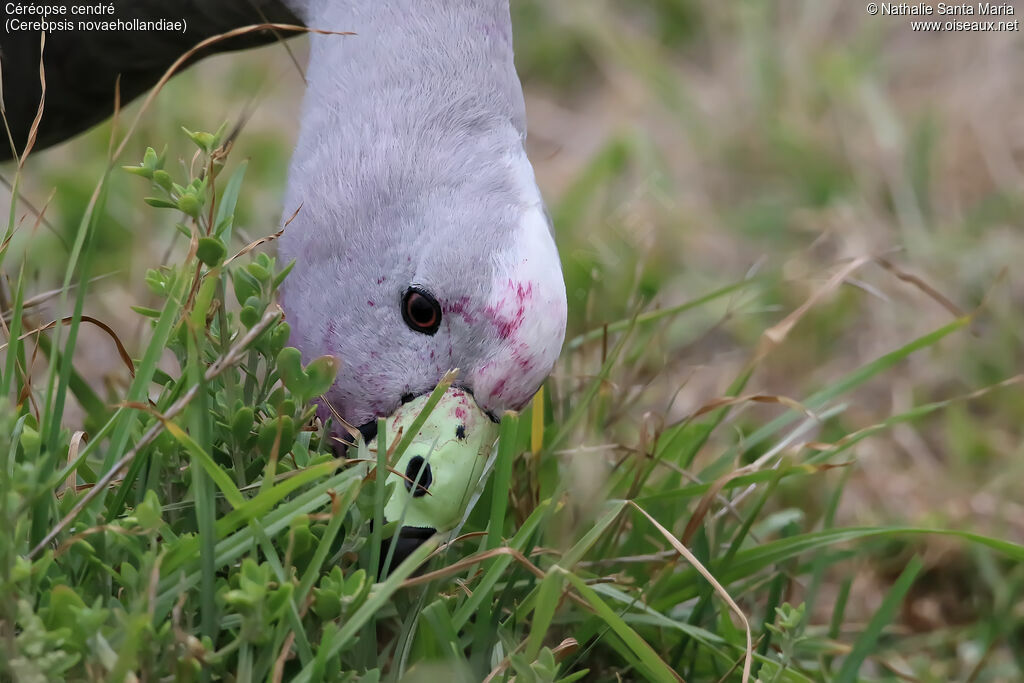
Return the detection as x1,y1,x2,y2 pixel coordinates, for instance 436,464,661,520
282,0,528,229
295,0,523,122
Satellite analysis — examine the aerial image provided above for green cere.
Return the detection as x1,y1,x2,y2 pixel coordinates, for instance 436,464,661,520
374,388,499,532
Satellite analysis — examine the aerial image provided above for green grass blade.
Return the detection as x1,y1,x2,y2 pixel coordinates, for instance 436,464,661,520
164,420,245,509
214,160,247,242
216,461,339,538
452,499,551,629
369,417,387,578
34,333,109,429
548,313,637,452
526,570,566,660
659,526,1024,607
41,176,108,454
185,328,218,647
486,413,520,550
566,278,764,351
826,576,854,673
561,569,680,683
33,176,108,545
741,318,970,453
835,556,923,683
419,600,468,666
1,264,26,397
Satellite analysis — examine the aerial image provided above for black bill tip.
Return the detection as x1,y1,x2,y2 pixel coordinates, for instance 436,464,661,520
378,525,436,578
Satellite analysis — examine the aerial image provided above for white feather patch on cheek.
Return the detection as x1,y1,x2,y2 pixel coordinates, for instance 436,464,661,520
473,154,568,413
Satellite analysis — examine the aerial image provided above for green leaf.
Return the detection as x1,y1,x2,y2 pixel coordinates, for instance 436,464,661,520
144,196,177,209
233,268,261,305
121,164,153,179
196,237,227,267
19,425,41,459
276,347,303,390
303,356,340,399
258,416,296,458
246,262,271,283
143,146,159,170
182,127,217,153
267,583,295,621
269,322,291,358
177,192,202,218
44,585,87,633
152,169,173,193
272,259,295,289
135,489,163,531
240,305,260,329
230,406,255,444
130,305,162,318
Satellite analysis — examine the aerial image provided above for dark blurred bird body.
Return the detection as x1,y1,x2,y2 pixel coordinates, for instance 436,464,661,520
0,0,299,157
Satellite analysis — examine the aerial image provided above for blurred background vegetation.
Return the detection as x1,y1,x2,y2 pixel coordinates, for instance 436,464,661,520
4,0,1023,678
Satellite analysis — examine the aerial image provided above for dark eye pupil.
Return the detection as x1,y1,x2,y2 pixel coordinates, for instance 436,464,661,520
402,287,441,335
408,294,435,325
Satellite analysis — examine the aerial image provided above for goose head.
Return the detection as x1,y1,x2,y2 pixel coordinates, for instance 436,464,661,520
276,1,567,549
278,121,567,431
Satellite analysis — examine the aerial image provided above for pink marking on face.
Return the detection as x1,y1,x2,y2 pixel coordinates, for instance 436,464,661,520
367,300,375,307
486,280,533,341
492,317,517,341
377,276,386,284
443,296,476,325
322,320,339,354
470,277,566,414
511,343,535,372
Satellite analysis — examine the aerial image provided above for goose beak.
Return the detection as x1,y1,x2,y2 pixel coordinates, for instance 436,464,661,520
370,386,499,572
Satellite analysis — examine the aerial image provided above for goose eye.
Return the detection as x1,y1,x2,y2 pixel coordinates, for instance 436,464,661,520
402,287,441,335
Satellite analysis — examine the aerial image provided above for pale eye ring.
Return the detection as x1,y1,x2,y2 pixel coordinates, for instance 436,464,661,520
401,287,441,335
